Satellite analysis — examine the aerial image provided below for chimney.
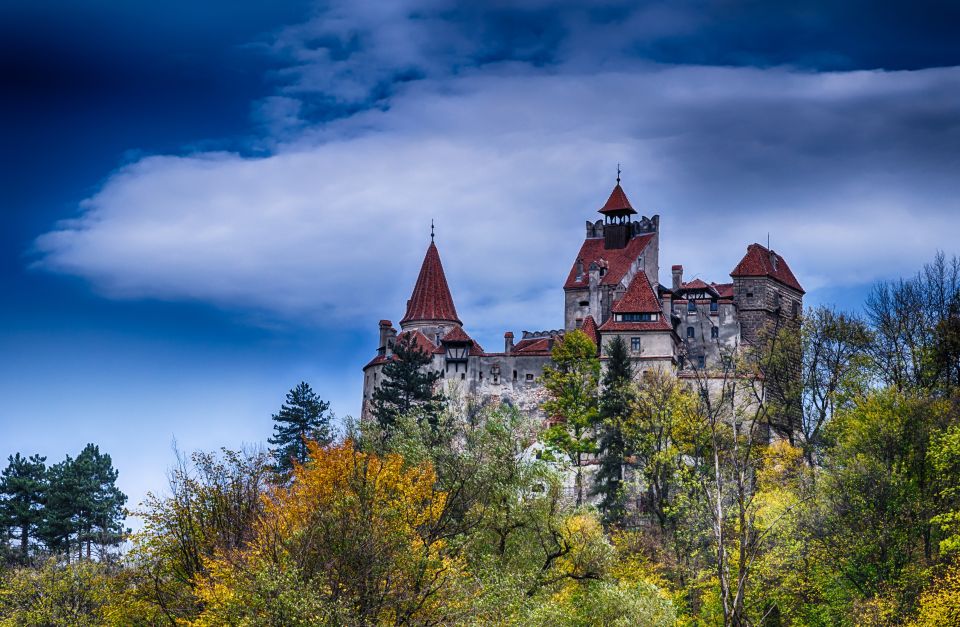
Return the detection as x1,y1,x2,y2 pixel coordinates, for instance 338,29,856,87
672,265,683,291
504,331,514,354
379,320,396,356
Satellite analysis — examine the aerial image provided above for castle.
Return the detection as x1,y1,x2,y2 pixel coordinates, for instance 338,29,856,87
362,179,804,419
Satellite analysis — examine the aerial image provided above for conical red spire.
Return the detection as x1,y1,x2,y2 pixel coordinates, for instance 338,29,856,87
599,183,637,215
400,242,461,325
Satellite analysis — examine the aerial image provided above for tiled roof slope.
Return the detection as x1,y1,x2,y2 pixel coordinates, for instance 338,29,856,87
580,315,599,348
730,243,804,293
441,326,485,356
400,242,462,324
599,184,637,215
597,318,672,332
564,233,654,289
613,271,661,313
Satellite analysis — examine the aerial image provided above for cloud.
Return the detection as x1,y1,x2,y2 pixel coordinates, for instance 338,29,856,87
34,63,960,348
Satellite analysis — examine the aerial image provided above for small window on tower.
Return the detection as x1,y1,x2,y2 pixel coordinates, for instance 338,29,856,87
513,370,518,381
688,301,696,312
631,337,641,352
579,300,590,307
710,301,719,313
793,301,800,318
711,327,719,339
526,373,534,382
697,356,706,369
575,318,583,328
687,326,695,339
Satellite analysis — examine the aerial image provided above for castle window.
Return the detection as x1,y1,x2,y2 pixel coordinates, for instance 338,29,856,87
525,373,534,382
575,318,583,328
461,373,465,380
746,291,754,298
792,301,800,318
622,313,655,322
711,327,719,339
513,370,517,381
697,355,706,369
687,326,695,339
579,300,589,307
710,301,719,313
688,301,696,312
631,337,641,352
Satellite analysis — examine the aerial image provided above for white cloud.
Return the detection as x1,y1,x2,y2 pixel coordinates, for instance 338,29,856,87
34,64,960,348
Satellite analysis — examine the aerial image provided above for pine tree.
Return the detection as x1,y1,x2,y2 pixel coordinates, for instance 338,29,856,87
73,444,127,560
269,381,333,476
40,455,80,559
40,446,126,561
0,453,47,561
593,335,634,526
371,334,444,433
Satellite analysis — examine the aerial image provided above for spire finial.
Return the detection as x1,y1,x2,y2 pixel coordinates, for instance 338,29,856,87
431,219,435,243
616,163,621,184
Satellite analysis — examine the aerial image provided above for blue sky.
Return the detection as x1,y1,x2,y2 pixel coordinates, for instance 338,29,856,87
3,0,960,519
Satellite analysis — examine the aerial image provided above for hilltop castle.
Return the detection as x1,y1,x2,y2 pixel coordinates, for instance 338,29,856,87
361,179,804,419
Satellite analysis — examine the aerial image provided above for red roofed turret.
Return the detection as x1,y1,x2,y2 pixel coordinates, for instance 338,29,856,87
598,183,637,216
400,241,462,326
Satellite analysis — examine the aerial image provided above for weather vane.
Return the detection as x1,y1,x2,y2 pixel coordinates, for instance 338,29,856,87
431,219,435,243
617,163,621,184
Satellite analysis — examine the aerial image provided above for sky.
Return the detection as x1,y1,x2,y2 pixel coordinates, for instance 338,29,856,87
2,0,959,519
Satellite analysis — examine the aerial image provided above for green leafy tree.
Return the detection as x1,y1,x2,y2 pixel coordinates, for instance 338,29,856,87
0,454,47,561
593,336,633,526
268,381,333,476
542,329,600,506
371,334,444,433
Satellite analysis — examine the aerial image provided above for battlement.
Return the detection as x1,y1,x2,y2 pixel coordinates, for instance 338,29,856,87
585,215,659,239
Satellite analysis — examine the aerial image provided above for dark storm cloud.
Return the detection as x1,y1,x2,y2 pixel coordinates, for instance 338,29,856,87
269,0,960,115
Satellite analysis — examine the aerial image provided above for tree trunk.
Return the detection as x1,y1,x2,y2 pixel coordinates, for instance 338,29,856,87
20,524,28,559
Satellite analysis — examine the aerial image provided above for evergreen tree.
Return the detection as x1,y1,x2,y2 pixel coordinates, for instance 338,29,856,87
40,455,80,559
40,446,126,561
593,336,634,526
0,453,47,561
269,381,333,476
73,444,127,560
371,334,444,433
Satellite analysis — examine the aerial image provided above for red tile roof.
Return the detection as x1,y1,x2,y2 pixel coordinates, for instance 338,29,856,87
400,242,462,325
730,243,805,293
564,233,654,290
599,183,637,215
613,271,661,313
712,282,734,298
440,326,485,356
597,318,673,332
398,329,444,355
512,337,554,355
681,278,711,290
580,315,599,348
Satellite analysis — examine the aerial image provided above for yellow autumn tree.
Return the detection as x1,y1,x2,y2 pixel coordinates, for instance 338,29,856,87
192,440,459,626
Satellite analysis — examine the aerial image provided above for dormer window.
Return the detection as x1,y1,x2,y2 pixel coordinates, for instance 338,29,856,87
445,343,469,361
619,313,657,322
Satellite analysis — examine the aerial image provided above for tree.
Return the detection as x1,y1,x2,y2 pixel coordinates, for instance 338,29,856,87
40,456,80,560
39,446,126,562
766,307,873,466
371,333,444,434
541,329,600,507
0,454,46,561
132,446,271,623
593,336,633,526
72,444,126,561
268,381,333,476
